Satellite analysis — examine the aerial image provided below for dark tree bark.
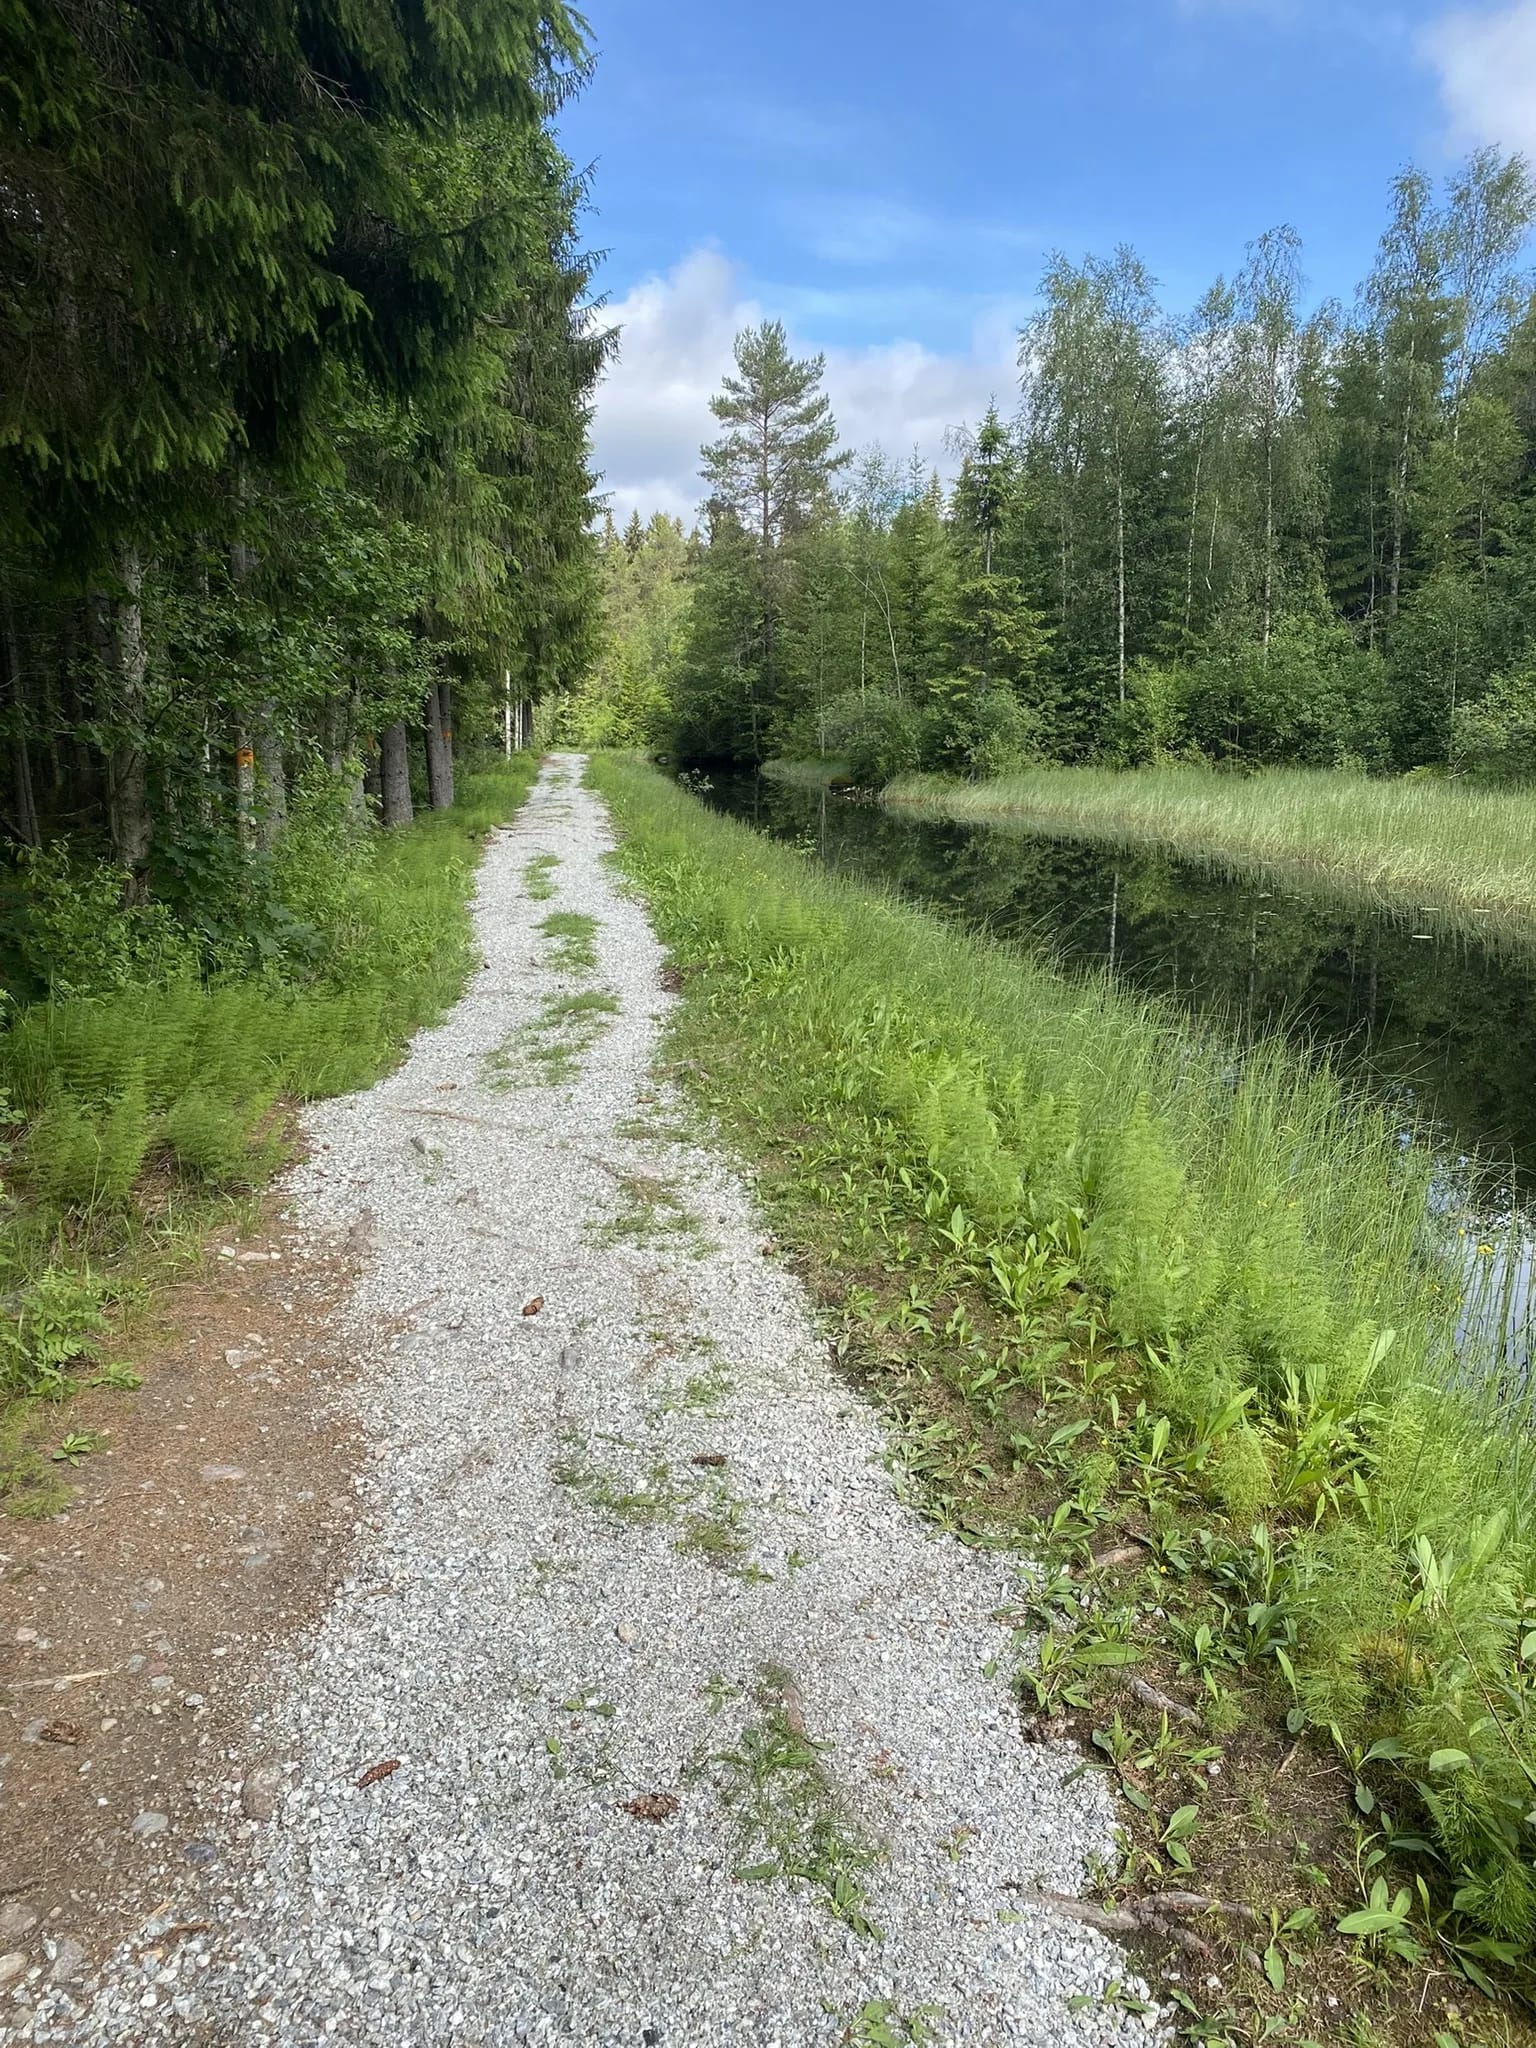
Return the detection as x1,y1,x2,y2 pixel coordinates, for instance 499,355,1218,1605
2,594,39,846
380,721,413,827
423,681,454,810
254,705,286,848
88,545,152,890
325,689,368,822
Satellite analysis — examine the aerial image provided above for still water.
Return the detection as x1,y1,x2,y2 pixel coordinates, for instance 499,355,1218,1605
699,771,1536,1359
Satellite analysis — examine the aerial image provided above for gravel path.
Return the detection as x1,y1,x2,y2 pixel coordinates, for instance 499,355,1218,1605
26,756,1163,2048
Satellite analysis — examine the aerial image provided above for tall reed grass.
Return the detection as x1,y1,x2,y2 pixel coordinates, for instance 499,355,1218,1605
594,751,1536,1974
887,764,1536,938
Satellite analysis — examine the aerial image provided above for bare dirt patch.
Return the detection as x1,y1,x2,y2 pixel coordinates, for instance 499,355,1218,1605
0,1210,359,1992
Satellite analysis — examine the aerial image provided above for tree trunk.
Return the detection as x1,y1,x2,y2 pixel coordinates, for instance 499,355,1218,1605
424,681,455,810
234,729,256,846
2,594,39,847
254,708,286,848
380,721,413,827
1183,442,1204,643
88,544,152,890
1114,459,1127,707
1262,409,1275,660
325,691,368,822
440,683,456,803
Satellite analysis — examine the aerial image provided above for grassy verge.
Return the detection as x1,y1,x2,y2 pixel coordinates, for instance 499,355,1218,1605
590,752,1536,2048
0,755,539,1508
885,764,1536,939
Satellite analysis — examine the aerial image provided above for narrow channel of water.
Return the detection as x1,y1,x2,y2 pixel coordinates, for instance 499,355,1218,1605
696,771,1536,1368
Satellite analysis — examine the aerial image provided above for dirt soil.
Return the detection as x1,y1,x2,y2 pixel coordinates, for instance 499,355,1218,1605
0,1207,360,1990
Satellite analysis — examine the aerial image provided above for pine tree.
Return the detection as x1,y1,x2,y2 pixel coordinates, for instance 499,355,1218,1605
676,323,848,757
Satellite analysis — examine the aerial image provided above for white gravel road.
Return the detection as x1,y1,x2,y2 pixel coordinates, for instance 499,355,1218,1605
25,756,1163,2047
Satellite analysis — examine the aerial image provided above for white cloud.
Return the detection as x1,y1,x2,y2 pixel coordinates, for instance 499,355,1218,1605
1422,0,1536,156
590,248,1022,524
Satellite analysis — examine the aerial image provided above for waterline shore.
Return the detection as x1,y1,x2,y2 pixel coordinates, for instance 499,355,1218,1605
881,764,1536,939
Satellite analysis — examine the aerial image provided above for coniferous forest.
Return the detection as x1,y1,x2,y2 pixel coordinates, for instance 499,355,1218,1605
2,0,603,973
564,151,1536,786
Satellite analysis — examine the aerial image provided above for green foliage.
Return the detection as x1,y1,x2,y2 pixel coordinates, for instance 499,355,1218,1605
593,753,1536,1974
0,1263,109,1399
819,691,929,787
578,149,1536,788
17,845,197,998
162,1086,282,1186
0,756,535,1408
1453,662,1536,779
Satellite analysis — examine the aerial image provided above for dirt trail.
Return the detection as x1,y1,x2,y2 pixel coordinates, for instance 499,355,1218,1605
5,757,1158,2047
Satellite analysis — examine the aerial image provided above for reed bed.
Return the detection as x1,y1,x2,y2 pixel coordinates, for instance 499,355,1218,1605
887,764,1536,938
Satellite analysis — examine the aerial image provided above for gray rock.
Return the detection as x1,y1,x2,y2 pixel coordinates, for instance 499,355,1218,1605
0,1904,37,1943
47,1935,86,1984
240,1764,285,1822
130,1811,169,1837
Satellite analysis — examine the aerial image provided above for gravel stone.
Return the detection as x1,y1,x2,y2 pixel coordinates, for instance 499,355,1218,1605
239,1765,285,1823
29,757,1165,2046
44,1940,85,1987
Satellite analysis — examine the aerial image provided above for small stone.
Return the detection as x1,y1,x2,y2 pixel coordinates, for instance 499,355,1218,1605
200,1463,247,1482
47,1936,86,1985
241,1764,285,1822
0,1954,24,1986
130,1811,169,1837
0,1905,38,1943
182,1693,206,1710
182,1841,217,1866
615,1623,638,1645
14,1627,36,1644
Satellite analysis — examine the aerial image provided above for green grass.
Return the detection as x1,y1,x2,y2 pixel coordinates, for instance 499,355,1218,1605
483,987,620,1088
762,757,853,790
590,751,1536,2028
539,909,600,975
0,755,539,1424
711,1671,883,1938
525,851,560,901
885,763,1536,938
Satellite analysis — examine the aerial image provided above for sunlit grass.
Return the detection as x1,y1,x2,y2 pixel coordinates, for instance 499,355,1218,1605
592,750,1536,1975
886,764,1536,937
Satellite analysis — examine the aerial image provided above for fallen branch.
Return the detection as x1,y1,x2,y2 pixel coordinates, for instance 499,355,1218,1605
1012,1884,1258,1961
4,1670,111,1691
1129,1676,1199,1726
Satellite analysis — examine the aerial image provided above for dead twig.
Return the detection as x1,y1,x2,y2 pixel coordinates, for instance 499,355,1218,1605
1129,1676,1200,1726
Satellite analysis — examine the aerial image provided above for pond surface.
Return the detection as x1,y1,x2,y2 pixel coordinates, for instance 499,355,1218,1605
699,772,1536,1222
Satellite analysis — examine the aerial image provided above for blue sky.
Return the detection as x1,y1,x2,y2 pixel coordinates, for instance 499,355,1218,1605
561,0,1536,519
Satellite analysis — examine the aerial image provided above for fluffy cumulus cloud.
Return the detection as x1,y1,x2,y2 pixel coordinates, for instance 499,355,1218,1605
1421,0,1536,156
590,248,1021,525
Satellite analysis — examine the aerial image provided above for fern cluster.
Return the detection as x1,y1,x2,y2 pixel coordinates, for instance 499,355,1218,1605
594,751,1536,1972
0,758,536,1402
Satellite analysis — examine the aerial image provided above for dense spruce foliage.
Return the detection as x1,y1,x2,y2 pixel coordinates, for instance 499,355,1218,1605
0,4,601,1429
568,152,1536,783
1,0,604,973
